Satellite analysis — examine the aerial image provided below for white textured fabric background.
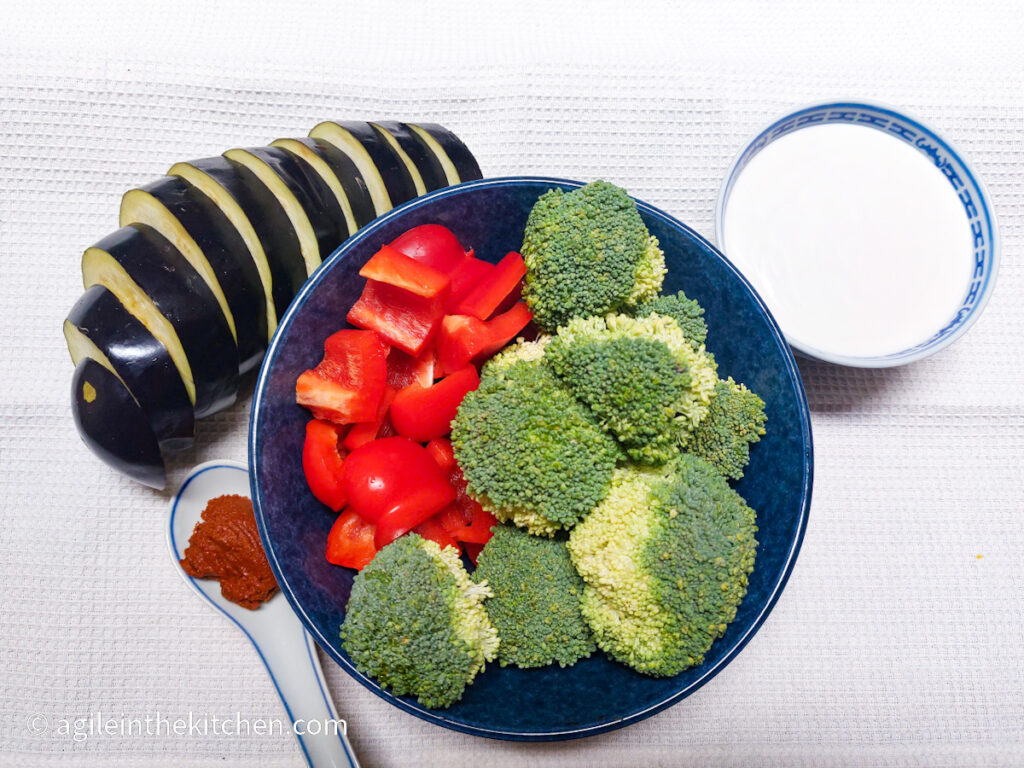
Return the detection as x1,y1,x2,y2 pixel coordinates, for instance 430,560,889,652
2,1,1022,766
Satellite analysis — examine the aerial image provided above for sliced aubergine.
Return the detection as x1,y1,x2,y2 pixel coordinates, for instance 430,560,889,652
224,146,347,276
119,176,267,374
310,120,415,216
82,224,239,418
407,123,483,184
65,285,195,451
72,358,166,490
371,121,447,194
271,137,376,229
169,156,307,330
270,138,359,238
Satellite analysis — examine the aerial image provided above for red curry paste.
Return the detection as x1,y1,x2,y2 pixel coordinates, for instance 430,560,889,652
180,494,278,610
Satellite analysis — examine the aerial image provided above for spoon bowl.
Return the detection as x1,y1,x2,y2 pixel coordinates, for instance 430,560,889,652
167,460,359,768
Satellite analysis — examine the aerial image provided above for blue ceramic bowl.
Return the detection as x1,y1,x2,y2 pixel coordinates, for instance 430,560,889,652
250,177,813,741
715,100,1000,368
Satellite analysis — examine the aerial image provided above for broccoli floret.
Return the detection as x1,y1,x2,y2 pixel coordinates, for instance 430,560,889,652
452,354,620,537
634,290,707,350
546,313,718,464
473,525,595,668
340,534,499,708
521,181,666,331
568,456,758,677
688,377,767,480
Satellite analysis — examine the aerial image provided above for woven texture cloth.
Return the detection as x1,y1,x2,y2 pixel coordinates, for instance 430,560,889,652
2,1,1022,765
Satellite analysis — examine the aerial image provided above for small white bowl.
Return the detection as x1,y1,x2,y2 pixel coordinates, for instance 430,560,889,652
715,100,1000,368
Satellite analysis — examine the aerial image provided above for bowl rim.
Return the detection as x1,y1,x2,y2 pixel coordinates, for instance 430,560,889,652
714,99,1001,368
249,175,814,741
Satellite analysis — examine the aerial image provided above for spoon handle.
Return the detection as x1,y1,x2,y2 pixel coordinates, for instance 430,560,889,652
248,620,359,768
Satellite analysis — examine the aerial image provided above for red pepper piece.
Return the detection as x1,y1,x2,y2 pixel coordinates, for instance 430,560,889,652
342,386,397,451
389,224,468,274
455,505,499,544
435,301,533,374
325,509,377,570
413,515,461,553
473,301,534,361
360,244,451,298
447,254,493,310
347,279,447,357
386,346,434,389
454,251,526,320
463,542,485,565
389,365,480,443
296,329,388,424
302,419,349,511
340,436,457,548
425,437,456,472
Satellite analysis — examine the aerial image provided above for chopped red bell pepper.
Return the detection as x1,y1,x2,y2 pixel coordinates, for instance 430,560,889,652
463,542,485,565
296,329,388,423
360,244,451,298
454,251,527,320
425,437,456,472
454,505,499,544
302,419,349,511
412,515,461,553
390,365,480,443
435,301,534,374
438,502,473,531
342,386,396,451
386,347,434,389
325,509,377,570
347,279,447,357
389,224,468,274
340,436,457,549
447,255,493,310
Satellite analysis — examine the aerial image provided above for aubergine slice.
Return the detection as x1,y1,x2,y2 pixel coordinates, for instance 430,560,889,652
72,358,166,489
119,176,267,374
407,123,483,184
310,120,414,216
82,224,239,418
169,156,307,330
65,285,195,451
224,147,347,276
271,137,376,229
371,121,447,194
270,138,359,238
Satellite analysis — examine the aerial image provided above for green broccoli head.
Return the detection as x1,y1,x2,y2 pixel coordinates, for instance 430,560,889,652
340,534,499,709
452,354,621,536
546,313,718,464
521,181,666,331
634,290,708,350
568,456,758,677
473,524,595,668
688,377,767,480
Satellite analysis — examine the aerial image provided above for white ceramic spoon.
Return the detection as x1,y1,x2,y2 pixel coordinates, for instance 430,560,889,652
167,460,359,768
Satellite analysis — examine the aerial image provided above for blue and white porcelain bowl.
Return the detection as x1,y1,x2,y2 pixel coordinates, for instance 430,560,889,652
250,177,813,740
715,100,1000,368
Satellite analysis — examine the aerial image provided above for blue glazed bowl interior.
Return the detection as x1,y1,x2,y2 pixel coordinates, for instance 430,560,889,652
715,100,999,368
250,177,813,740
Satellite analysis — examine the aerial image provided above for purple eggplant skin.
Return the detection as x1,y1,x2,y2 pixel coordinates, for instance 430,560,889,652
65,285,195,451
410,122,483,182
172,156,308,321
71,358,167,490
126,176,268,374
233,146,349,262
83,224,239,418
333,121,418,208
371,121,448,193
280,137,377,230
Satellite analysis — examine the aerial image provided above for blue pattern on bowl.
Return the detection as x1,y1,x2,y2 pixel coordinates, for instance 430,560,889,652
250,177,813,741
715,100,1000,368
